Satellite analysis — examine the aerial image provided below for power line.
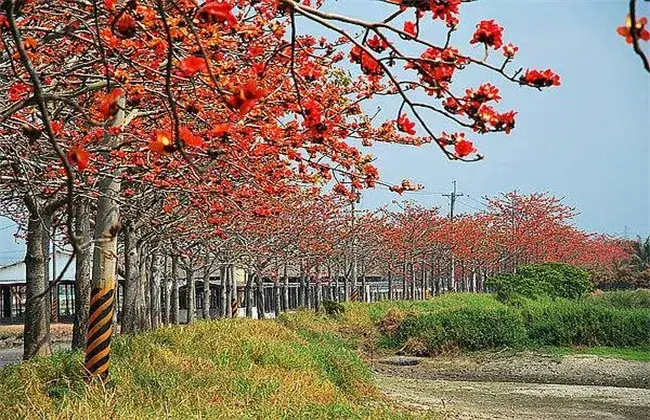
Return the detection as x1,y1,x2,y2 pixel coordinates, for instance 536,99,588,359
456,199,483,212
465,194,489,208
0,224,17,232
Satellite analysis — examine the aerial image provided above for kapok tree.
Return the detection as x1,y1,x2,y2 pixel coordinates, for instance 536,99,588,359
0,0,559,377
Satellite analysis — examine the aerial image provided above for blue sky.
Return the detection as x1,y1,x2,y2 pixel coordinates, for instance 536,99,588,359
319,0,649,238
1,0,648,264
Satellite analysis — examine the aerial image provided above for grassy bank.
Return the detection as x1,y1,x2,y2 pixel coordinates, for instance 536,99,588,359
281,291,650,357
0,320,426,419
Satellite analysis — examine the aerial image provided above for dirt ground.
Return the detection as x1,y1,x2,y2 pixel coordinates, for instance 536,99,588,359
0,323,73,341
373,353,650,420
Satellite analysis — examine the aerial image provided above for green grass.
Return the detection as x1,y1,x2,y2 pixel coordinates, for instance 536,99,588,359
542,345,650,361
0,319,430,419
287,292,650,357
587,289,650,309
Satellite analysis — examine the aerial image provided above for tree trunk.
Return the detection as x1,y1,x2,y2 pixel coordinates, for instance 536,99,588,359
170,254,179,325
274,279,281,318
219,265,227,318
85,95,124,379
23,211,51,360
230,265,238,317
121,224,139,334
256,273,265,319
186,261,195,324
410,263,415,300
245,271,253,318
334,267,340,303
72,200,92,349
224,265,232,318
150,251,161,329
298,271,305,307
139,254,151,331
162,256,170,325
202,260,211,319
314,282,322,313
282,264,289,312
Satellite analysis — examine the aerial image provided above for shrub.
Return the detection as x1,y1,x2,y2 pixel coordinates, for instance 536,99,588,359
589,289,650,309
378,307,405,337
486,262,592,301
322,300,345,317
395,305,528,354
522,298,650,347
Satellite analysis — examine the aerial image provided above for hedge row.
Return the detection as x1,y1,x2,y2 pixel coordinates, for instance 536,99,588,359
388,295,650,354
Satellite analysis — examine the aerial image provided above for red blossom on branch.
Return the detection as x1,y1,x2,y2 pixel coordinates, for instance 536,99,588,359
470,20,504,50
519,69,561,88
197,0,238,27
178,56,207,78
454,138,476,157
67,145,90,171
617,15,650,44
404,21,417,37
502,42,519,58
396,114,416,135
227,82,267,115
98,88,124,121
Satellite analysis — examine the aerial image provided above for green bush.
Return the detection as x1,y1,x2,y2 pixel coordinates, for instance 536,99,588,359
522,298,650,347
396,305,528,354
589,289,650,309
367,293,650,354
485,263,592,301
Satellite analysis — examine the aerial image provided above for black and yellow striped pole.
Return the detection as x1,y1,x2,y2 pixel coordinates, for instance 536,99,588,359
350,288,359,302
85,278,115,380
50,287,59,323
231,298,239,318
84,91,124,381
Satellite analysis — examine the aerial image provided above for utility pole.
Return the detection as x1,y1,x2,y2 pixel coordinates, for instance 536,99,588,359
442,181,463,292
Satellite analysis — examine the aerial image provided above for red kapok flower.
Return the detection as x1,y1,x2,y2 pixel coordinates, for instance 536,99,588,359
227,81,266,115
465,83,501,103
454,138,476,157
197,0,238,27
367,35,388,52
396,114,416,135
350,46,383,76
50,121,63,135
150,130,174,153
208,123,232,137
98,88,124,120
115,14,136,38
179,127,205,148
519,68,561,88
470,20,504,50
617,15,650,44
404,21,417,37
67,145,90,171
179,56,207,77
502,42,519,58
8,82,31,101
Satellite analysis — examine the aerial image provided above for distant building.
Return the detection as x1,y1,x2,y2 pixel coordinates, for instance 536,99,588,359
0,251,77,322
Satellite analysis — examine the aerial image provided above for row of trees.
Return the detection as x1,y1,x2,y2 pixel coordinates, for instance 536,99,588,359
0,0,584,379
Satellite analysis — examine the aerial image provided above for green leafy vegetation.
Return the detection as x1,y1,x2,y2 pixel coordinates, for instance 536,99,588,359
286,291,650,356
0,320,427,419
588,289,650,309
485,263,593,301
543,346,650,362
